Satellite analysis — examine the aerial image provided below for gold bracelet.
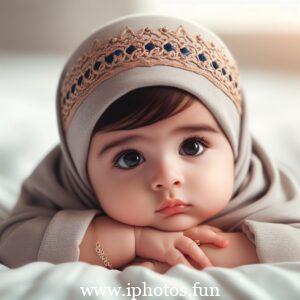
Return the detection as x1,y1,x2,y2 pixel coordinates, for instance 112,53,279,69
95,241,113,269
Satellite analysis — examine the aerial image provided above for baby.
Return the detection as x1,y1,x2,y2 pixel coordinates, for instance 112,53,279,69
82,85,257,273
1,14,300,272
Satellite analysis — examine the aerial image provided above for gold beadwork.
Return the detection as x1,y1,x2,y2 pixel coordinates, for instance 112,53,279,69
60,25,242,131
95,241,113,269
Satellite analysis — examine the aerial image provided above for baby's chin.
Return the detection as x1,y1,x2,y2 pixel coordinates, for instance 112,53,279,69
151,214,201,232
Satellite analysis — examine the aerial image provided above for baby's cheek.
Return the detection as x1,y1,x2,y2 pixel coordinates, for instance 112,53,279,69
209,169,234,205
214,174,234,214
101,186,152,226
188,168,233,217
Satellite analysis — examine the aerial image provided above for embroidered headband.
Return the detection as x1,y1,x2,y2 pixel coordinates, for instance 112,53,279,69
60,25,242,132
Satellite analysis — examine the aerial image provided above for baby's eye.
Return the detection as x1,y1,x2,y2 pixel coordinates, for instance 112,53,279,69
114,150,145,169
179,138,206,156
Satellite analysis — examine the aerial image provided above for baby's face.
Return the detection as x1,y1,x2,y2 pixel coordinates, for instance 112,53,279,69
87,100,234,231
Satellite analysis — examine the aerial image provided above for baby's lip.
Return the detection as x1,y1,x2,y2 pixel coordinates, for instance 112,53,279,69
156,199,188,212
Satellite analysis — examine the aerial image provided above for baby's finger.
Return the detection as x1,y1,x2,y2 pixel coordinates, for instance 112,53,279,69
201,225,224,233
175,236,213,268
165,248,193,268
184,228,228,248
185,224,223,234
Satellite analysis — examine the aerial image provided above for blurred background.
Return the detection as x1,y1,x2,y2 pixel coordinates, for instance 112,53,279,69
0,0,299,208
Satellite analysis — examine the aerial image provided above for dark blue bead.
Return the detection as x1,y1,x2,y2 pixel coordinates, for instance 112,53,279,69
212,61,219,69
145,43,155,51
164,43,174,52
180,47,190,56
84,68,91,79
94,61,101,70
221,68,226,75
77,75,83,86
105,54,114,64
198,53,207,62
114,49,122,56
229,74,232,81
66,91,70,99
126,45,136,54
71,84,76,94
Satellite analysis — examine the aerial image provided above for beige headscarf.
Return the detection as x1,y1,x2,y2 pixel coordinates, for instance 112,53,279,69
1,13,300,269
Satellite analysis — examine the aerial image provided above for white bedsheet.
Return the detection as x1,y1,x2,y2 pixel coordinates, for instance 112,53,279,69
0,53,300,299
0,260,300,300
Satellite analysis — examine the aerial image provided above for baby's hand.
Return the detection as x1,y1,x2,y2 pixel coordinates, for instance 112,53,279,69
134,226,225,269
183,224,229,248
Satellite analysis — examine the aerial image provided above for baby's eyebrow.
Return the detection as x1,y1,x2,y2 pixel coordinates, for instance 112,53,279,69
173,124,220,135
98,124,220,156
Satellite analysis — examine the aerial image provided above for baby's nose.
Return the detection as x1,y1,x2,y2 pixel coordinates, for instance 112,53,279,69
151,169,184,191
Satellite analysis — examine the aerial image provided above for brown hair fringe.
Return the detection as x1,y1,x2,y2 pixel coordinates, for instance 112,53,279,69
92,86,197,134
